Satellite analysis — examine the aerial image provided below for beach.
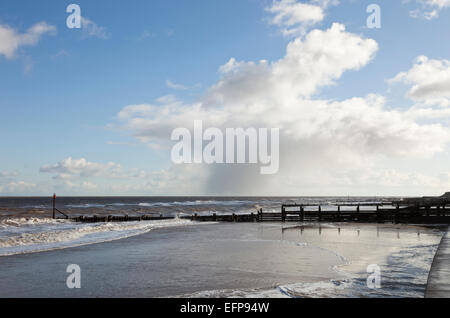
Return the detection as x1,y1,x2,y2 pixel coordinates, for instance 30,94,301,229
0,197,445,298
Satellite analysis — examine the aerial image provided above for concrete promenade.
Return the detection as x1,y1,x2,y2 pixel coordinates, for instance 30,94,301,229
425,228,450,298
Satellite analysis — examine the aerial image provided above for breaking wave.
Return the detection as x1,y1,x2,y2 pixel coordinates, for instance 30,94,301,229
0,217,205,257
175,279,353,298
138,200,255,207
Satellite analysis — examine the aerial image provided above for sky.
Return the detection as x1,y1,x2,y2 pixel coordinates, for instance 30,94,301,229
1,0,450,196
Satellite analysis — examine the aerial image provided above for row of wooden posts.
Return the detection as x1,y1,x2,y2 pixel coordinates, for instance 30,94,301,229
51,192,450,224
63,206,450,224
190,210,264,222
281,204,370,222
189,205,450,223
71,214,173,223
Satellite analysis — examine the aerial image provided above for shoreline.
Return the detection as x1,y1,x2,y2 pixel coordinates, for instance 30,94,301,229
0,221,444,298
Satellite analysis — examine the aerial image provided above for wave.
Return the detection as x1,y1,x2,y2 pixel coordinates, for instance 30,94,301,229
65,204,106,208
138,202,173,207
60,200,255,209
139,200,255,207
0,218,208,257
0,217,66,227
175,279,353,298
21,205,49,209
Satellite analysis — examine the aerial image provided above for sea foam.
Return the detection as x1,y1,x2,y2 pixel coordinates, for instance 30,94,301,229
0,218,204,257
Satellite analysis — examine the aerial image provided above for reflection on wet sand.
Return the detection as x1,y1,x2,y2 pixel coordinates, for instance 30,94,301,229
281,224,428,241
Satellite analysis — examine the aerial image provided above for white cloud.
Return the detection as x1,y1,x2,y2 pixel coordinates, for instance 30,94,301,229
138,30,156,40
40,157,156,182
266,0,339,36
390,56,450,106
311,0,339,7
408,0,450,19
267,0,324,36
38,157,207,195
40,157,122,179
166,80,188,90
0,171,19,178
61,180,99,192
0,181,36,194
166,80,201,91
0,22,56,59
207,23,378,103
115,24,450,195
52,49,70,59
108,164,209,195
424,0,450,7
0,171,37,195
81,17,108,39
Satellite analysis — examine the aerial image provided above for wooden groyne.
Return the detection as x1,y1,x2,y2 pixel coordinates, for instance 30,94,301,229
187,204,450,224
56,204,450,224
279,203,450,223
69,214,173,223
49,193,450,224
425,228,450,298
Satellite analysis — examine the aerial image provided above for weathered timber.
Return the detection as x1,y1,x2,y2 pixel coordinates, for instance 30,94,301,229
70,214,173,223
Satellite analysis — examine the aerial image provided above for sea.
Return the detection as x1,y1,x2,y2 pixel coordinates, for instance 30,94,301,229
0,196,446,298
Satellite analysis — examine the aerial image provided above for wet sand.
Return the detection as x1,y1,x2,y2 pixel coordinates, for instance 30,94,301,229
0,222,444,298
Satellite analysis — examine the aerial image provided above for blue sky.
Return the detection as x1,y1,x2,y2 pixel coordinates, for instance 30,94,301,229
1,0,450,196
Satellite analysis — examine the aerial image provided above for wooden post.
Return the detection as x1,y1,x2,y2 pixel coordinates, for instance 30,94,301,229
281,206,286,223
356,205,360,221
318,205,322,222
259,208,263,222
52,193,56,219
394,205,399,224
337,205,341,222
300,205,304,222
